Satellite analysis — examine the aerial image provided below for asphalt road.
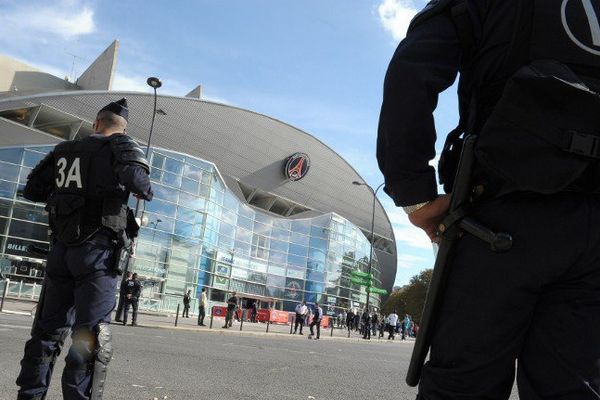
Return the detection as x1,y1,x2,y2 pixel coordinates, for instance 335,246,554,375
0,312,519,400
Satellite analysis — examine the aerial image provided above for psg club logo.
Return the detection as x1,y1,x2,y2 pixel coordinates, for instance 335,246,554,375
562,0,600,56
284,153,311,181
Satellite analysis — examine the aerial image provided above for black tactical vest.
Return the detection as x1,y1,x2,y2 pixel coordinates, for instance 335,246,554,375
46,135,129,245
440,0,600,195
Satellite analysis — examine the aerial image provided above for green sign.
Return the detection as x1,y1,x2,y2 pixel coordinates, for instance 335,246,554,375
367,287,388,295
350,270,372,279
351,277,371,286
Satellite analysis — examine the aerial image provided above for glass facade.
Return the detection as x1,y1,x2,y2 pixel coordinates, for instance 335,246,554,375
0,145,382,315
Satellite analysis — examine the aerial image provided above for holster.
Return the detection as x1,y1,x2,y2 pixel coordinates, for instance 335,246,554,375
112,232,131,275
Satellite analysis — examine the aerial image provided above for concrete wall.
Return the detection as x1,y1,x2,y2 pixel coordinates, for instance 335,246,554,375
76,40,119,90
0,55,77,93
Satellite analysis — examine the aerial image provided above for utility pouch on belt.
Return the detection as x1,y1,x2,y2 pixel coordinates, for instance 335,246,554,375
475,60,600,194
46,194,86,245
438,126,465,194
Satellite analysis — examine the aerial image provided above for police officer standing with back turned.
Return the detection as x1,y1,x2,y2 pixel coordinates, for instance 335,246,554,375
16,98,153,400
378,0,600,398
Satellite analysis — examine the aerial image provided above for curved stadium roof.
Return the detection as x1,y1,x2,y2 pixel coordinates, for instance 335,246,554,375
0,91,397,292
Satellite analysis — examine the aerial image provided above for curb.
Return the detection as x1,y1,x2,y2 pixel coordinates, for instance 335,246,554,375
121,322,416,344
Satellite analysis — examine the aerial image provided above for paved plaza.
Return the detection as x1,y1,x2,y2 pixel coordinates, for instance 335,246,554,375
0,303,521,400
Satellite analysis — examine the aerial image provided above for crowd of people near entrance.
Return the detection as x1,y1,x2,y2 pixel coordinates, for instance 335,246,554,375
336,308,419,341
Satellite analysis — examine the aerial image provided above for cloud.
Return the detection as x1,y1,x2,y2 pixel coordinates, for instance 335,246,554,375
384,203,432,249
396,253,427,269
112,73,154,93
0,1,95,40
377,0,420,41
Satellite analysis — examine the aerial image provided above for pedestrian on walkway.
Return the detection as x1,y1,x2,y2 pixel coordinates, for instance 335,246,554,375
294,301,308,335
362,308,372,340
222,291,238,329
182,289,191,318
386,310,399,340
250,301,258,323
346,308,354,334
308,302,323,340
123,273,142,326
198,287,207,326
115,271,132,323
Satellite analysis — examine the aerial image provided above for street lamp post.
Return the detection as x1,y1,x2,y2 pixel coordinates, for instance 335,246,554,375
352,181,385,312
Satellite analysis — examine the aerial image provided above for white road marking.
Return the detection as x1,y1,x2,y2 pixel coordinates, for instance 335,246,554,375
0,323,30,330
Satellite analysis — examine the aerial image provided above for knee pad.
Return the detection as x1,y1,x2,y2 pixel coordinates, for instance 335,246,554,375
95,323,113,366
90,323,112,400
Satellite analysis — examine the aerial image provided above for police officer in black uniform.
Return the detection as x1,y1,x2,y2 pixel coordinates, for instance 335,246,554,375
378,0,600,398
122,272,142,326
16,98,153,400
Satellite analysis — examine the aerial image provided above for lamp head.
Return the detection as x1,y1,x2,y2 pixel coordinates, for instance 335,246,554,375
147,77,162,89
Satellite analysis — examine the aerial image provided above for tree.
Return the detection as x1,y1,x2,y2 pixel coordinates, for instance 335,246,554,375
383,269,432,322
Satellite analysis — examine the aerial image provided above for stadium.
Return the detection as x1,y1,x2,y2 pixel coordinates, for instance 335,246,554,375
0,41,396,315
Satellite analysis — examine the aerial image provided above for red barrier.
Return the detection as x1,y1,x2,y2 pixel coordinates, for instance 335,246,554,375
269,310,292,324
212,306,228,317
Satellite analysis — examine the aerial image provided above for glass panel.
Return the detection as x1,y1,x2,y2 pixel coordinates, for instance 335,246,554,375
291,220,310,235
181,178,198,194
0,148,23,164
271,227,289,241
152,184,179,203
268,264,285,276
288,243,307,256
150,168,162,181
162,171,181,188
12,203,47,223
290,232,309,246
8,220,48,241
270,239,288,253
268,251,287,265
151,153,165,169
144,199,177,218
0,162,19,182
23,150,45,168
286,267,305,280
311,225,328,239
182,164,203,181
287,254,306,268
237,216,253,231
0,180,16,199
164,158,183,175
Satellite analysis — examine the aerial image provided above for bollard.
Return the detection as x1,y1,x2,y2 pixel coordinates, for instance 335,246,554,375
0,279,9,312
175,303,180,327
289,315,294,334
266,319,270,333
240,309,244,331
209,306,214,329
331,321,334,337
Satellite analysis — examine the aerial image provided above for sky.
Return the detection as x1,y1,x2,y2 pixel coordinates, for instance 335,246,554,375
0,0,460,287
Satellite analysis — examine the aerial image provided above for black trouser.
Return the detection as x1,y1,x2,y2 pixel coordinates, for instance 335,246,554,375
363,322,371,339
182,304,189,318
294,314,304,333
387,324,395,339
198,305,206,325
224,308,234,327
309,319,320,338
123,297,138,324
419,192,600,400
